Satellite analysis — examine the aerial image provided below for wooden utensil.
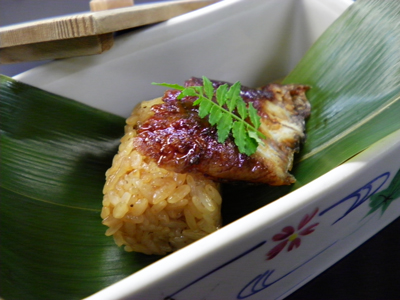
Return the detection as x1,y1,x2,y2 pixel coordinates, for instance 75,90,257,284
0,0,219,64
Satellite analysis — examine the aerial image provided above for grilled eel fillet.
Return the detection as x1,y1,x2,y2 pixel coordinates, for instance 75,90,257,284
133,77,310,185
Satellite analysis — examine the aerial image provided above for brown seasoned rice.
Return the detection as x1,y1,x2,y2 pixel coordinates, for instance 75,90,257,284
101,98,222,255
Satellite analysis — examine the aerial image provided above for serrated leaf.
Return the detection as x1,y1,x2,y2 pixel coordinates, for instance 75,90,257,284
216,84,228,106
193,85,204,94
236,99,248,120
244,133,258,156
208,105,223,125
226,82,241,111
182,88,198,97
232,121,247,154
152,82,185,90
198,97,213,118
216,113,232,143
202,76,214,100
156,78,261,155
248,102,260,129
248,130,263,144
193,94,203,106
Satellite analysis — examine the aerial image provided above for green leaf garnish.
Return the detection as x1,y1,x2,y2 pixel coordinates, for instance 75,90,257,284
152,76,265,156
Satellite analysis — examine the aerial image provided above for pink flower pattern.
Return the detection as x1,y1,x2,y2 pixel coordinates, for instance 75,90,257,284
266,208,319,260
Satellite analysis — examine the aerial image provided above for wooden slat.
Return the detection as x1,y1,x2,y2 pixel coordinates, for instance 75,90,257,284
0,0,218,64
0,34,114,64
90,0,134,12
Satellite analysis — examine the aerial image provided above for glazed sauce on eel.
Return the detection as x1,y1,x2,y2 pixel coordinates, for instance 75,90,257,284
134,78,310,185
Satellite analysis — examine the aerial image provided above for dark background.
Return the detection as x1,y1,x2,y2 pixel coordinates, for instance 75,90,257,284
287,217,400,300
1,1,399,299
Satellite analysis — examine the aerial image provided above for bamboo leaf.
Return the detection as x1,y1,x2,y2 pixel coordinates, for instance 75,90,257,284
0,76,160,300
284,0,400,186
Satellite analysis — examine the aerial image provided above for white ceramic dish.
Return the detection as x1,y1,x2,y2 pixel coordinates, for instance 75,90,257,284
14,0,400,299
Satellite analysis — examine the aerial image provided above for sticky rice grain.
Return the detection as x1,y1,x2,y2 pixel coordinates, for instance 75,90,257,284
102,99,222,255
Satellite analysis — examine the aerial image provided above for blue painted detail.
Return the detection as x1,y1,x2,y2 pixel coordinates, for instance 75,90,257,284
165,241,266,300
236,241,337,299
319,172,390,224
165,170,395,300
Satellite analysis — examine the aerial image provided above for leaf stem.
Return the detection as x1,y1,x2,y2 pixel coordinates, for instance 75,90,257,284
196,90,264,138
153,78,266,155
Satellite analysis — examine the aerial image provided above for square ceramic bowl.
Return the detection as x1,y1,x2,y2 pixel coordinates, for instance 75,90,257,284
14,0,400,299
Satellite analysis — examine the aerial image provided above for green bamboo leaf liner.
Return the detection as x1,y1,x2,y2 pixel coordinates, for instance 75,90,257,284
223,0,400,223
0,76,159,300
285,0,400,185
1,0,400,299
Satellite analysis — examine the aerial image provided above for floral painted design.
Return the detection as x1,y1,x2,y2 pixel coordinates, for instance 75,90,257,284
367,169,400,216
163,170,399,300
266,208,319,260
